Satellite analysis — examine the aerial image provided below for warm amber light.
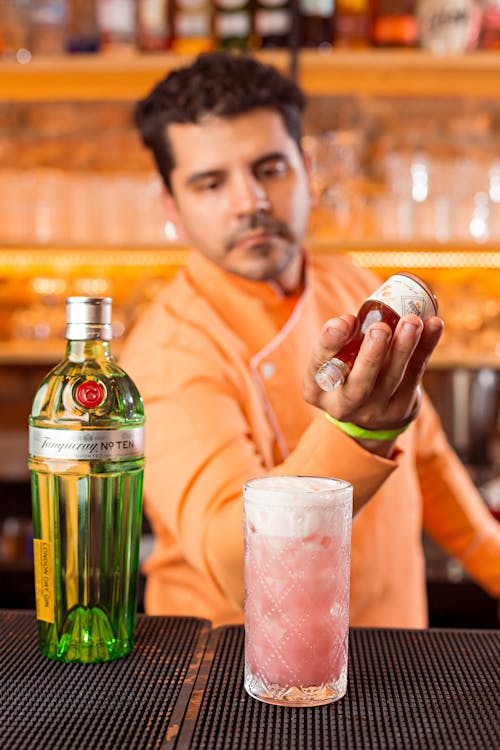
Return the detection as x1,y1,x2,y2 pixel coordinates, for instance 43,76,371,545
349,251,500,269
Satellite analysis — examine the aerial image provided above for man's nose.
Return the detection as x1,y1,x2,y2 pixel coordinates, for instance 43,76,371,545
232,172,270,215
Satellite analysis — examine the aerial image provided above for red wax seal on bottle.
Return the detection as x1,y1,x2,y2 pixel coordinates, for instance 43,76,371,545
75,380,105,408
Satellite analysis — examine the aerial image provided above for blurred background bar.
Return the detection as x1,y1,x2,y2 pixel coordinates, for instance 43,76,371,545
0,0,498,624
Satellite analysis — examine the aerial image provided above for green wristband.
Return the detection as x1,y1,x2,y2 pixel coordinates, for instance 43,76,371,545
325,412,410,441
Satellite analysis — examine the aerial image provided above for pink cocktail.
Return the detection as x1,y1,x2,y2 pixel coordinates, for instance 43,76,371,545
244,476,353,707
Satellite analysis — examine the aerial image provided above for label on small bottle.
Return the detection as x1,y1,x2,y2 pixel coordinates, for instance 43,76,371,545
367,274,436,321
29,426,145,461
33,539,55,623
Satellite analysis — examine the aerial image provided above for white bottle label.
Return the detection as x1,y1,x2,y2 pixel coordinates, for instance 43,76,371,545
367,274,436,321
215,11,251,36
139,0,168,31
175,11,211,36
97,0,135,34
300,0,334,17
29,426,145,461
255,9,292,34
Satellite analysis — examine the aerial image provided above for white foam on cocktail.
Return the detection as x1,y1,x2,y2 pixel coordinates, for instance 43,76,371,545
244,476,352,538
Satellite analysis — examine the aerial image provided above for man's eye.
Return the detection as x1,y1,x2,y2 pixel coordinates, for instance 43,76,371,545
199,181,220,191
257,161,289,179
193,178,221,192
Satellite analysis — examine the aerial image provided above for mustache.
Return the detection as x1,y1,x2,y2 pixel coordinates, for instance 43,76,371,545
225,212,294,251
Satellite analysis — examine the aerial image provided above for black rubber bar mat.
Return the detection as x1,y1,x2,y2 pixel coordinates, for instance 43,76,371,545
0,611,210,750
173,625,500,750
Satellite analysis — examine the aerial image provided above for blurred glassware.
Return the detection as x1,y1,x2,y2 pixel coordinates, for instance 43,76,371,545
0,169,169,246
73,277,110,296
0,170,34,243
371,122,500,244
303,129,369,240
32,169,68,243
10,276,66,342
66,173,95,244
0,101,499,249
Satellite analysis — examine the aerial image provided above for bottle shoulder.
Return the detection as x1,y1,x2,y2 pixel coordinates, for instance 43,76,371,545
30,356,144,427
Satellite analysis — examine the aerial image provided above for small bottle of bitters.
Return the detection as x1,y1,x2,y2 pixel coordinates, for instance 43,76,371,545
315,272,439,392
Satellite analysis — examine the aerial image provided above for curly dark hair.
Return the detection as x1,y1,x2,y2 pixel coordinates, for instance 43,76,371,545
134,52,306,193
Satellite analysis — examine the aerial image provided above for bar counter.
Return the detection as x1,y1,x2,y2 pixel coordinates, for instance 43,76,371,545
0,611,498,749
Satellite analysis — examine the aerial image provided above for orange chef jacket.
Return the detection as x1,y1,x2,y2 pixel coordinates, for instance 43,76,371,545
120,249,500,628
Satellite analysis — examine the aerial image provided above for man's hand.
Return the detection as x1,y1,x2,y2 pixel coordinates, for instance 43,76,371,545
303,312,444,457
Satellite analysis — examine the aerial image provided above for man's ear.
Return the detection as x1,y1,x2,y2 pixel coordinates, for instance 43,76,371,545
162,189,186,241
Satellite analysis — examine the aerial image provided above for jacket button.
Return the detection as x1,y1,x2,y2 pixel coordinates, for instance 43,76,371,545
261,362,275,379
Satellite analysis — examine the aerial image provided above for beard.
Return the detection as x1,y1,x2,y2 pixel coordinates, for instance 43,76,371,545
224,210,295,253
226,240,300,284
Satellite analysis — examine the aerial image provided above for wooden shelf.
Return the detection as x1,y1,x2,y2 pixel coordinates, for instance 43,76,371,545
0,245,189,273
297,49,500,98
1,50,500,101
0,242,499,274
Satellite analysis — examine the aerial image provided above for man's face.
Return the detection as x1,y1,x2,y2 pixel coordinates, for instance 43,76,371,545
166,108,311,288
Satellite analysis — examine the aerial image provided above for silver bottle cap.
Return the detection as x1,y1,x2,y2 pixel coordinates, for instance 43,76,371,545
65,297,113,340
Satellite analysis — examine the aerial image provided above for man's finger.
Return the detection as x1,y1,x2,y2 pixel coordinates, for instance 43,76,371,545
408,317,444,378
377,314,423,399
390,316,444,407
338,324,392,407
308,315,355,371
304,315,355,400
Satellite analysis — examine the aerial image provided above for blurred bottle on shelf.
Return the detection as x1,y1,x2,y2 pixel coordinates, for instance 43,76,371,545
417,0,482,53
299,0,334,47
480,0,500,48
66,0,100,53
213,0,253,50
372,0,418,47
334,0,372,47
136,0,169,51
30,0,67,54
0,0,31,61
253,0,293,48
96,0,136,53
169,0,212,53
0,518,33,563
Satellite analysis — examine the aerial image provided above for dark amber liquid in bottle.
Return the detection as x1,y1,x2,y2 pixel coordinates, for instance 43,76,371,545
299,0,334,47
315,272,438,391
371,0,418,48
334,299,401,373
334,0,372,48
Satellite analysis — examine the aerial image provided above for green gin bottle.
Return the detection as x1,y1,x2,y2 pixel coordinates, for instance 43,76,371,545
28,297,145,663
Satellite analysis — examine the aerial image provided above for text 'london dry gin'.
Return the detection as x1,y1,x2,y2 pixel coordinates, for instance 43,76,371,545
28,297,145,663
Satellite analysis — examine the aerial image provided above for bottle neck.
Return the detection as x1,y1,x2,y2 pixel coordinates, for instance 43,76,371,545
65,339,113,362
